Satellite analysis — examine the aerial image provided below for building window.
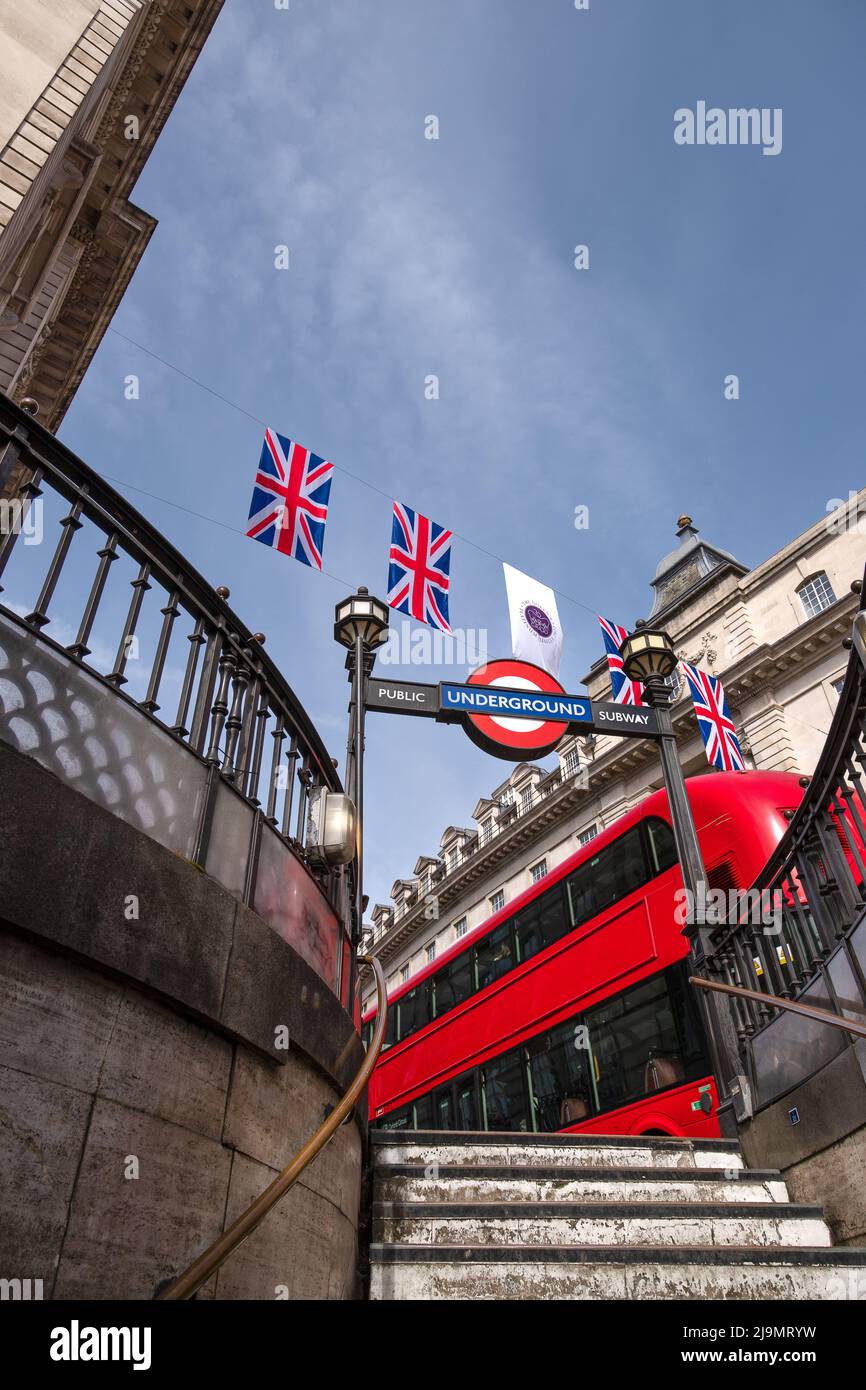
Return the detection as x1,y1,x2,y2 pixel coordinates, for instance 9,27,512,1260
426,941,436,965
798,572,836,620
563,747,580,777
480,817,493,845
447,847,459,873
454,917,467,939
530,859,548,884
661,669,680,701
490,889,505,914
579,825,598,847
520,787,533,814
400,964,410,984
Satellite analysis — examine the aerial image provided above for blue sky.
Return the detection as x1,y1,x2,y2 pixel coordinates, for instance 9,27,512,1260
56,0,866,910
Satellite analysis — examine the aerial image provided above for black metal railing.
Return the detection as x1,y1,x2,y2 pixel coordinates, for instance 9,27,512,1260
705,571,866,1111
0,393,354,1004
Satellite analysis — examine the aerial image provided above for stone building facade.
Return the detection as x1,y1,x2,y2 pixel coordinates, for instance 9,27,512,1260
364,496,866,1009
0,0,223,429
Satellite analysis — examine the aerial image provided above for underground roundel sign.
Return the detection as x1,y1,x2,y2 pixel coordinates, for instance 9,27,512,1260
460,658,575,761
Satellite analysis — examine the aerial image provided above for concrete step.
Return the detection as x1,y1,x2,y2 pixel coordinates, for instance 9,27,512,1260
374,1164,789,1206
369,1245,866,1301
370,1129,744,1171
373,1201,830,1248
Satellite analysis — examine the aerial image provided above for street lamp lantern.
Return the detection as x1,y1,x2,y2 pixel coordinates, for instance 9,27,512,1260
305,786,357,867
334,587,390,649
619,625,678,683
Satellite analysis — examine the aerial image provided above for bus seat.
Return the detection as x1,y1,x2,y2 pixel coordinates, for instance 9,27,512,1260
560,1096,590,1125
644,1052,684,1092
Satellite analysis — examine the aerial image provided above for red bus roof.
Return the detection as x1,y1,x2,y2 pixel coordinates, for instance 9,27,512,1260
362,769,805,1021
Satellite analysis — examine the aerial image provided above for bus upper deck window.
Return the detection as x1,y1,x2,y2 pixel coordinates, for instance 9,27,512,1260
646,818,677,875
475,921,514,990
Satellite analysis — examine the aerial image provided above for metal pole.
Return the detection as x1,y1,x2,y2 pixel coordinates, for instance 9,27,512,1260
644,677,743,1131
353,631,365,929
654,700,708,903
345,633,367,1007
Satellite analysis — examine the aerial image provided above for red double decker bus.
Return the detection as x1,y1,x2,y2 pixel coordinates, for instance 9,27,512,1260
363,770,807,1138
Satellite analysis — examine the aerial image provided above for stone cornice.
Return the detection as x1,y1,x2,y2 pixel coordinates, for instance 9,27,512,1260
18,0,225,428
723,595,856,704
92,0,174,159
740,493,866,594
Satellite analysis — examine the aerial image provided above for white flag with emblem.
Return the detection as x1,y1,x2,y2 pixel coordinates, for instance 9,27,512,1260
502,563,563,678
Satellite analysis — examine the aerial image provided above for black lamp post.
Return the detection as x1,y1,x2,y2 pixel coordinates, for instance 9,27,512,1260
619,626,708,908
619,623,741,1132
334,587,390,1001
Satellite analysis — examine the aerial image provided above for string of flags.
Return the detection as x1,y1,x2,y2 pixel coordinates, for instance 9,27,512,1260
245,427,454,630
245,427,744,772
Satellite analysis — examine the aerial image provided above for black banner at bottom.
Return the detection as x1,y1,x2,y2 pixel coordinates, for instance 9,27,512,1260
6,1295,859,1375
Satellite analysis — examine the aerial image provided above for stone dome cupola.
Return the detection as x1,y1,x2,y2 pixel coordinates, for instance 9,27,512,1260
649,515,747,619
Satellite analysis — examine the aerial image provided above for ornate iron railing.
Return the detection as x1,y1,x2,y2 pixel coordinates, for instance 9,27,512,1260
0,393,354,1003
704,571,866,1112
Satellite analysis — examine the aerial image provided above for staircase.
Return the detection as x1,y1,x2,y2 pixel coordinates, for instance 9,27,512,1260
368,1130,866,1300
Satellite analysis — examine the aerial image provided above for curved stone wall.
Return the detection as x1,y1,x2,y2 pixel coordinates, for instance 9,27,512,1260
0,740,365,1300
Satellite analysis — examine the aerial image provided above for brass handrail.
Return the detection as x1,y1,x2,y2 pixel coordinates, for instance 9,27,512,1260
157,953,388,1300
690,975,866,1040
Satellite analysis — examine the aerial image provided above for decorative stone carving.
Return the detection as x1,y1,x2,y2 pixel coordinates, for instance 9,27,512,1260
50,158,85,191
93,0,172,152
12,321,55,394
0,0,224,430
684,630,718,671
69,220,97,247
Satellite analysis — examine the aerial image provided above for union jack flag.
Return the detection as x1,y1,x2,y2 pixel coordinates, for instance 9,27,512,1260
387,501,452,632
681,662,745,771
598,615,645,706
246,428,333,570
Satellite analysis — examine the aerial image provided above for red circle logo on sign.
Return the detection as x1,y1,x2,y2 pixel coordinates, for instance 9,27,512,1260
462,658,572,761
